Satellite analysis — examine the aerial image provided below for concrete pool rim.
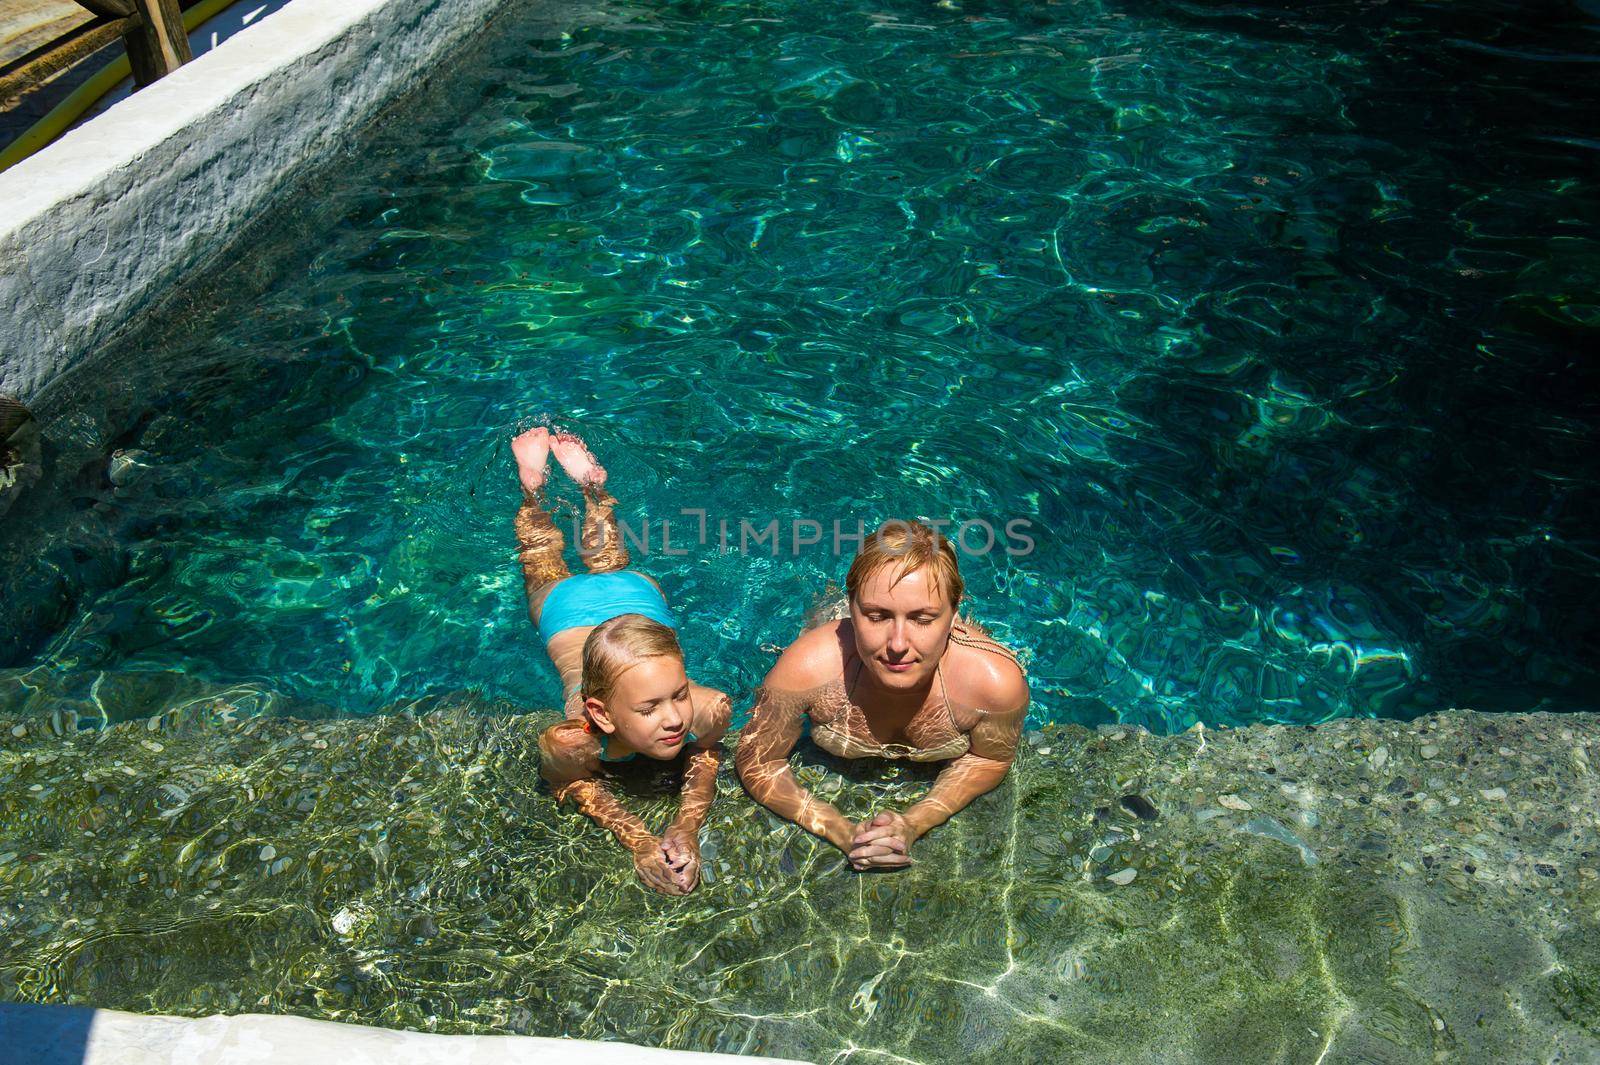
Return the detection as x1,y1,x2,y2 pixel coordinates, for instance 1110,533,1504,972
0,1002,808,1063
0,0,514,405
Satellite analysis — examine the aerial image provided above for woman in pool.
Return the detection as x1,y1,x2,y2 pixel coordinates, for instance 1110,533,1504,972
735,520,1028,871
512,427,730,896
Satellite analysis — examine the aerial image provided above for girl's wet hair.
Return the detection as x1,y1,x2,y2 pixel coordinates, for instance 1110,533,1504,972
845,520,965,608
580,613,684,704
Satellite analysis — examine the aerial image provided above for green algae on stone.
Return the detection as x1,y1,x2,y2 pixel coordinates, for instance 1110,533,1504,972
2,695,1599,1063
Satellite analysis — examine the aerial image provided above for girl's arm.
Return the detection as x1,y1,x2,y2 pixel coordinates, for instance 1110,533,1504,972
538,722,684,895
668,687,733,837
660,687,733,890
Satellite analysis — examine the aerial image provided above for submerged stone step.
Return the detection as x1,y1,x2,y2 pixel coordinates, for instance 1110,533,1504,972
1,701,1597,1062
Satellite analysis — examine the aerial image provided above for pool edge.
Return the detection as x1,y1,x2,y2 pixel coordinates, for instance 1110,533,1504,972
0,0,513,404
0,1002,809,1063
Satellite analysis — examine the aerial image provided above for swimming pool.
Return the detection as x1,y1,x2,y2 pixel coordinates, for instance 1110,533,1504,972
5,2,1600,1059
2,0,1597,735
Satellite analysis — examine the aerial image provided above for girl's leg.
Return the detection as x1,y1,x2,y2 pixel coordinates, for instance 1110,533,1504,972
579,484,631,574
550,433,632,574
515,497,572,614
511,428,571,620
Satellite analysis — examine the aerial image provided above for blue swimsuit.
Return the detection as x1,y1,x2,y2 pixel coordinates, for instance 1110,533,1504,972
536,570,678,645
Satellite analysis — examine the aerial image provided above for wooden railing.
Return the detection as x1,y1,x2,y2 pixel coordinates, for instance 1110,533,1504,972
0,395,38,520
0,0,191,107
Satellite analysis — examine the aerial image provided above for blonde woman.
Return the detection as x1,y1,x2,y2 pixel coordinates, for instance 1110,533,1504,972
512,428,730,895
735,521,1028,871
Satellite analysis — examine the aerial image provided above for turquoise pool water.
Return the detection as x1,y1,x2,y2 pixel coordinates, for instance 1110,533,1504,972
2,0,1597,731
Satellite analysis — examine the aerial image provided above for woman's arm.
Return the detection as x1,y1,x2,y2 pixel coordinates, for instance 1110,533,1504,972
735,684,856,852
849,670,1029,869
538,723,684,895
901,750,1015,838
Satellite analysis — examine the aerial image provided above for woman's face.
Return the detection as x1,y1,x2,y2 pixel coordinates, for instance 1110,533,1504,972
588,655,693,759
849,564,957,692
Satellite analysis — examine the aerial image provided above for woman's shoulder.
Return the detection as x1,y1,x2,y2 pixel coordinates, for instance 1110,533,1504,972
947,618,1029,710
950,616,1022,663
764,619,849,691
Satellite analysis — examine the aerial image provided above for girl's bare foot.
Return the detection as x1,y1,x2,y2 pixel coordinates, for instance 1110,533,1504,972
511,427,551,496
551,432,607,490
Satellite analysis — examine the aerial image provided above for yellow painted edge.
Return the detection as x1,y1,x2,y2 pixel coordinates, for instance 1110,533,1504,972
0,0,248,175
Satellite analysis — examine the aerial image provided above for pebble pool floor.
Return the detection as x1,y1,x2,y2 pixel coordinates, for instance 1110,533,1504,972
2,0,1599,1061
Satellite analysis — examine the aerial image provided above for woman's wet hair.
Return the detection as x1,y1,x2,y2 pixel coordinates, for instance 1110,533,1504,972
580,613,684,704
845,520,964,608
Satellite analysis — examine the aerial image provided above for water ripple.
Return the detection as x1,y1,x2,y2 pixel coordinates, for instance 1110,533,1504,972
1,0,1597,729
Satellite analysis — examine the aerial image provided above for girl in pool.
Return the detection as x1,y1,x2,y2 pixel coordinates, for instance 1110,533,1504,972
511,427,730,896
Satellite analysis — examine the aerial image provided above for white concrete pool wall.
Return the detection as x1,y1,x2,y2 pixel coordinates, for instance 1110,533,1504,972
0,1003,808,1064
0,0,510,404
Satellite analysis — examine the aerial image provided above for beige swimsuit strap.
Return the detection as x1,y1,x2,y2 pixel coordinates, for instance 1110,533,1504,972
836,655,872,747
935,655,957,730
839,649,959,744
947,622,1026,675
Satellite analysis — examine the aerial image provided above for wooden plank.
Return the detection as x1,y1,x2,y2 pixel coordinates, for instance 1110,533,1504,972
1,5,96,71
0,395,31,443
123,0,187,88
75,0,137,18
0,394,38,519
0,14,138,105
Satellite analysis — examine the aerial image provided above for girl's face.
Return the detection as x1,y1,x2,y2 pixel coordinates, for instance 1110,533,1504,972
849,564,957,692
586,654,693,759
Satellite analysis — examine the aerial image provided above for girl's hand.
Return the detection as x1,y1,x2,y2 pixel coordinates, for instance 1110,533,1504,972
631,837,687,896
660,829,702,893
848,811,915,871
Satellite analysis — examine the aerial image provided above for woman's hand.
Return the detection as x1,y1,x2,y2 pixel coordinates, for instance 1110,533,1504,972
660,828,702,893
848,811,916,871
631,836,688,896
